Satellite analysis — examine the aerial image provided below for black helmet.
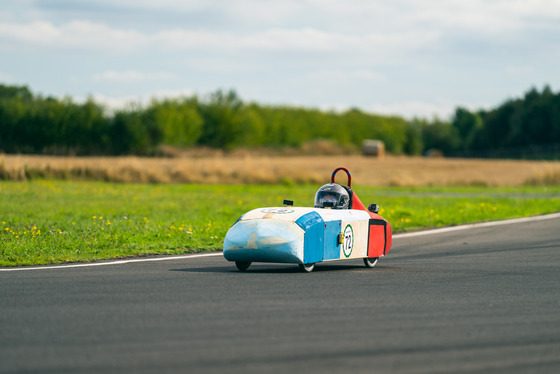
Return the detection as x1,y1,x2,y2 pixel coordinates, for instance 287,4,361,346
314,183,350,209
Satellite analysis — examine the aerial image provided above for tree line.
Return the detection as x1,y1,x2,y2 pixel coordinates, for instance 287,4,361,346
0,83,558,157
417,85,560,158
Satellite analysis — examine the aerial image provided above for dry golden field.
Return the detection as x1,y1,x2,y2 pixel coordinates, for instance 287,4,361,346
1,154,560,186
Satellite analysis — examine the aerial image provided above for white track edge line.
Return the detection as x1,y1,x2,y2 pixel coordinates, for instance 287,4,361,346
393,212,560,239
2,212,560,272
0,253,222,272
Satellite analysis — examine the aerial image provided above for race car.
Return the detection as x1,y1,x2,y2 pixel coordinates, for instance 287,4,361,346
223,167,392,272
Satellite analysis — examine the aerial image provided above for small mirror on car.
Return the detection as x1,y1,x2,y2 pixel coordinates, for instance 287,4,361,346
368,204,380,213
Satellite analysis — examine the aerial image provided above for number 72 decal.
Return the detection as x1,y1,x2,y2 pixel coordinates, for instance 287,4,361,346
343,224,354,257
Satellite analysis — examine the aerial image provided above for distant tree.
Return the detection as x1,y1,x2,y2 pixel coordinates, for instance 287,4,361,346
420,117,460,155
518,85,558,145
148,98,203,147
341,108,408,154
235,104,267,147
110,110,154,154
198,90,243,149
72,98,111,154
451,107,483,150
4,82,558,158
0,90,27,152
403,121,423,155
0,84,32,101
471,86,560,152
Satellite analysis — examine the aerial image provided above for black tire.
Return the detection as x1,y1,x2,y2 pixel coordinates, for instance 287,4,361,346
299,263,315,272
363,257,379,268
235,261,251,271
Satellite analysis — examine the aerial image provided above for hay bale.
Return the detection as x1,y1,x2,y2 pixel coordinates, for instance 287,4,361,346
424,148,444,158
362,140,385,158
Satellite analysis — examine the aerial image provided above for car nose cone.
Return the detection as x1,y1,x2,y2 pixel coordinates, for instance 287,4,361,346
223,219,304,263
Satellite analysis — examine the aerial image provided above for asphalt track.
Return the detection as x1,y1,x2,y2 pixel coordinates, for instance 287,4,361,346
1,215,560,374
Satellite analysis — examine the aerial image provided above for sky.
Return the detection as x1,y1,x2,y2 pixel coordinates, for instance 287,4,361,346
1,0,559,119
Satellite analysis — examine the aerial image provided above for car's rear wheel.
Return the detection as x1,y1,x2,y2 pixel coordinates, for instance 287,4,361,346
299,263,315,272
363,257,379,268
235,261,251,271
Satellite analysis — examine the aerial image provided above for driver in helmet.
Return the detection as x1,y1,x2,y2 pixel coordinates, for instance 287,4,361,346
314,183,350,209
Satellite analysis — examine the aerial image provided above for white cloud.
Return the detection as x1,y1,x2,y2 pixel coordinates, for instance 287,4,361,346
240,28,349,51
92,70,176,83
238,28,439,56
0,21,59,44
152,29,236,49
2,0,560,120
78,88,196,112
51,0,303,23
102,0,560,31
368,100,457,120
0,18,441,62
505,65,536,75
0,72,14,82
61,20,144,51
4,0,559,56
307,69,385,83
307,99,456,120
183,58,263,74
8,1,557,49
407,0,560,36
0,20,144,51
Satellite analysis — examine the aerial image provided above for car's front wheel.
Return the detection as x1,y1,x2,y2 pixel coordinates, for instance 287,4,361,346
299,263,315,272
363,257,379,268
235,261,251,271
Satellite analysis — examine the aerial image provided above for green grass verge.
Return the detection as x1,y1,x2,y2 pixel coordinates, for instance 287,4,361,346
1,180,560,267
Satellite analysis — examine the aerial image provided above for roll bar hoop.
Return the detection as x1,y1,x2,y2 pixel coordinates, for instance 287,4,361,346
331,167,351,187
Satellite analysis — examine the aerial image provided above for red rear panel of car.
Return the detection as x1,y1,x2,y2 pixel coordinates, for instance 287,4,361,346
368,220,387,258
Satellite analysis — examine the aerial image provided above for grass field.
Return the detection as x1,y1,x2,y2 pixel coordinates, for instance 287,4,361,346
2,180,560,267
